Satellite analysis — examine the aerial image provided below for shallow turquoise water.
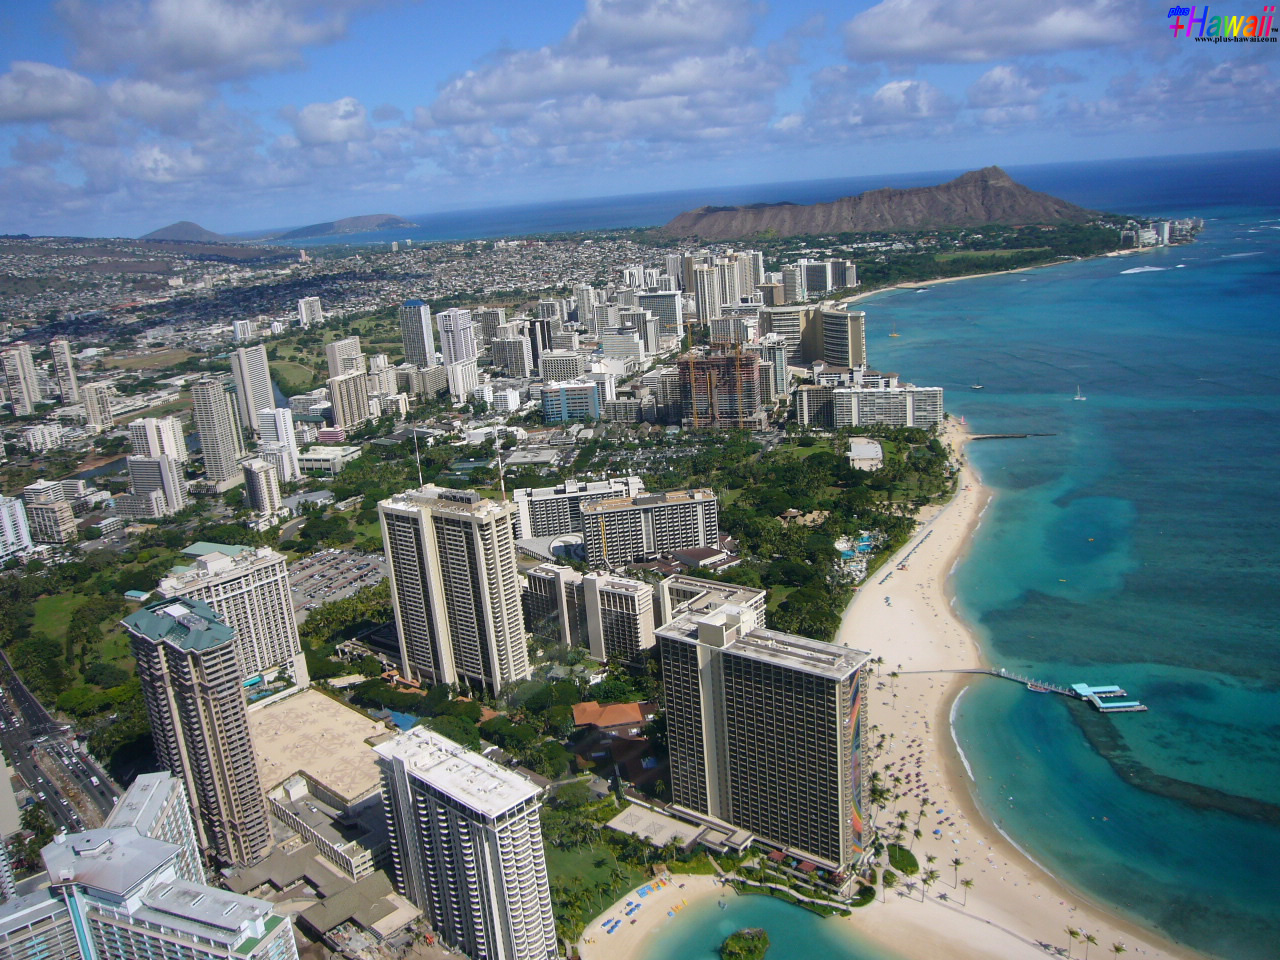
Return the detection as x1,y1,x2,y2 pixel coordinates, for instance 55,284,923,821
637,892,904,960
867,207,1280,959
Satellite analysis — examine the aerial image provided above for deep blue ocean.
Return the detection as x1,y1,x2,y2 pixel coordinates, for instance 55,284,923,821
633,151,1280,960
275,149,1278,246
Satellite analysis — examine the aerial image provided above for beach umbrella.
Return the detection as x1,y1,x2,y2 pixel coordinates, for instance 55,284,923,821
933,829,942,835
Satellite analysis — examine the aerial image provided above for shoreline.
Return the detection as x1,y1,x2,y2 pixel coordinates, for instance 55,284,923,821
582,422,1213,960
826,422,1208,960
837,245,1152,306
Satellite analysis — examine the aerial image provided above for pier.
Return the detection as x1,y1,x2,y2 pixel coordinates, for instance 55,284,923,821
914,667,1149,712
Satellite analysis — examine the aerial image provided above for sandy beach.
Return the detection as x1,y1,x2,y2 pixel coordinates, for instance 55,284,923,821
582,423,1210,960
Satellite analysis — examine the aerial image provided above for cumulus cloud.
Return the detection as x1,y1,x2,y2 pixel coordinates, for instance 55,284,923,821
0,61,98,123
844,0,1136,63
414,0,789,174
290,96,373,145
1062,57,1280,131
57,0,380,83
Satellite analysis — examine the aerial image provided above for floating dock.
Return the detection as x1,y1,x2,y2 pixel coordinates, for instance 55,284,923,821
1070,683,1148,712
955,669,1150,713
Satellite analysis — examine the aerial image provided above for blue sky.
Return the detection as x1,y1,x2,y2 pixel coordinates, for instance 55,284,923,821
1,0,1277,237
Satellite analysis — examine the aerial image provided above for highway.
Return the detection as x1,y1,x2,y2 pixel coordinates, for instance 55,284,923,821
0,651,121,832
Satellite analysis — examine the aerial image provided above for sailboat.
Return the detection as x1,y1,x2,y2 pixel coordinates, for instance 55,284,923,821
1073,385,1087,401
970,377,984,390
889,322,900,338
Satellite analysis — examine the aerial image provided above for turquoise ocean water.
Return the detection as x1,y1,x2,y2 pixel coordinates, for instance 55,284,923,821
641,154,1280,959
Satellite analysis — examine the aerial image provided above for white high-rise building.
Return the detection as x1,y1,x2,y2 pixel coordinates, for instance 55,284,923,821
637,290,684,341
104,771,205,884
297,296,323,328
130,416,188,463
327,370,370,428
230,345,274,432
49,338,79,403
156,543,308,687
375,727,557,960
580,488,719,568
583,572,655,663
325,336,366,378
399,300,436,367
1,345,39,416
693,265,722,322
191,378,245,486
123,456,187,517
257,407,300,481
444,358,479,404
379,486,529,694
0,497,33,564
232,319,255,342
436,308,477,366
242,458,283,520
6,824,300,960
82,382,114,430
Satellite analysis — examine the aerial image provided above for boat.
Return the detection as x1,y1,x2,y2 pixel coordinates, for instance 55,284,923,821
970,381,984,390
889,322,900,338
1073,385,1087,401
1026,683,1052,693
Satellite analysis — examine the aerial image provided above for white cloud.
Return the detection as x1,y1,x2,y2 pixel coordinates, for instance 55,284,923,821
57,0,381,83
0,61,98,123
291,96,373,145
844,0,1136,64
414,0,789,175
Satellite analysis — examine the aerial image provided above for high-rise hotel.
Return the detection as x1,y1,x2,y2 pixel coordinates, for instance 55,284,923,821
375,727,557,960
659,603,871,878
379,485,529,694
123,598,272,868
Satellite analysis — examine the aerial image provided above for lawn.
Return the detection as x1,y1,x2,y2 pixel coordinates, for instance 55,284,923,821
119,396,191,425
33,593,86,644
545,842,647,935
935,247,1049,261
773,440,834,460
270,360,322,394
103,349,194,370
766,585,795,613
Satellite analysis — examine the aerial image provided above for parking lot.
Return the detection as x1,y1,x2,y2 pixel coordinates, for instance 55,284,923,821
288,549,388,621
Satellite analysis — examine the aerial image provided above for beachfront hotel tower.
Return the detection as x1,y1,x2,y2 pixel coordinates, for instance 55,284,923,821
379,485,530,695
123,598,272,868
659,604,871,876
375,727,557,960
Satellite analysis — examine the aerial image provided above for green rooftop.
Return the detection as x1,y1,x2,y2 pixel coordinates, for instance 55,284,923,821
122,598,235,652
181,541,251,559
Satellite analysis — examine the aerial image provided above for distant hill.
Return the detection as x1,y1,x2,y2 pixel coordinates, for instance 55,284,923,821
274,214,418,242
663,167,1098,240
140,221,226,242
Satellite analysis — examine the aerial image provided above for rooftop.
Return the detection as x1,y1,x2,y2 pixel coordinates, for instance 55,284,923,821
248,688,392,804
374,726,541,819
180,541,250,559
658,609,869,681
121,598,235,652
43,828,177,896
572,701,652,729
582,487,716,513
380,484,512,521
104,772,180,835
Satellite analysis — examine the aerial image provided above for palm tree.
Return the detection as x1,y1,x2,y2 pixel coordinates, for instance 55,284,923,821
923,868,940,899
959,877,973,906
1084,933,1098,960
1065,927,1081,958
881,871,896,902
925,853,937,866
1110,943,1126,958
950,857,964,887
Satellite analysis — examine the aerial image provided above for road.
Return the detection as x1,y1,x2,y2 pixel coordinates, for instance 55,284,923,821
0,651,121,832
